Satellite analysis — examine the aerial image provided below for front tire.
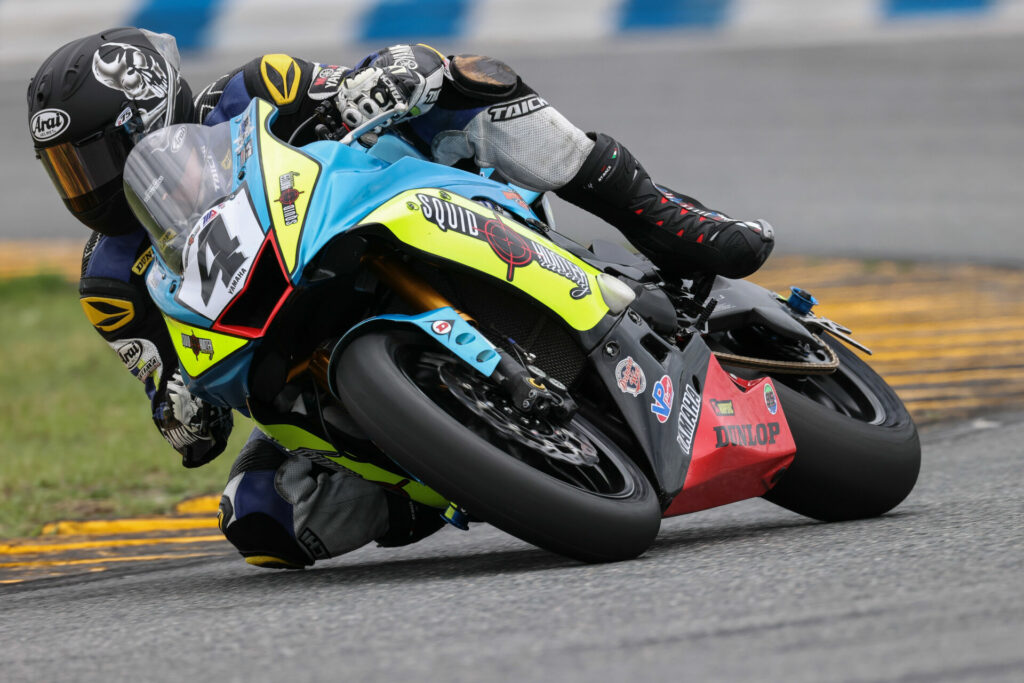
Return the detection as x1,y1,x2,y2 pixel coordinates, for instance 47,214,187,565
335,331,662,563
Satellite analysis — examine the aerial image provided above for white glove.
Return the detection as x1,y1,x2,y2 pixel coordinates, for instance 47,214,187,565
334,65,431,135
155,370,233,467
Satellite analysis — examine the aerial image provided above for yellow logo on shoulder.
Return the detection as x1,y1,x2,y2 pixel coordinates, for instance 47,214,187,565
81,296,135,332
260,54,301,106
162,316,250,378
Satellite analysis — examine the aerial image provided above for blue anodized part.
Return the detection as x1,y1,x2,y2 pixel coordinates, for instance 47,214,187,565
335,306,502,378
786,286,818,314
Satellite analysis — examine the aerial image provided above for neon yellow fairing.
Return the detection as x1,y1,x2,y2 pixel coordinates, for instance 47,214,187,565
253,421,449,509
162,315,251,378
361,189,610,331
254,99,321,275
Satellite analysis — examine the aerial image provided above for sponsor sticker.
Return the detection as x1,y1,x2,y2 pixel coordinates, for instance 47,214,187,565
308,64,345,99
615,356,646,396
131,247,154,275
275,171,304,226
503,190,529,210
170,126,187,152
675,383,701,457
181,330,215,359
30,109,70,142
764,383,778,415
487,95,549,122
431,320,453,336
114,106,134,128
650,375,673,423
416,193,592,299
111,338,162,384
709,399,735,417
714,422,781,449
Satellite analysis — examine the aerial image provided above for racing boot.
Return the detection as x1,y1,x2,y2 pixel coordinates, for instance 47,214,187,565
556,133,774,279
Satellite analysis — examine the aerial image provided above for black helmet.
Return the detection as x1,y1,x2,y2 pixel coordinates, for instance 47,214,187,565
27,27,194,235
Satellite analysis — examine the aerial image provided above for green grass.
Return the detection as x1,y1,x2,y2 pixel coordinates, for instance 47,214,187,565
0,275,252,539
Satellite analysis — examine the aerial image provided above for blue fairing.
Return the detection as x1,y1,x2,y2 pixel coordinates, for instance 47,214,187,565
145,99,542,410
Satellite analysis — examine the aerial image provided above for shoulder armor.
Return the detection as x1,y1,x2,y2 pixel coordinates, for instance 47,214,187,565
243,54,314,114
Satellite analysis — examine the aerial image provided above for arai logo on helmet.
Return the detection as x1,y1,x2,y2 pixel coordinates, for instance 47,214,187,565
30,108,70,142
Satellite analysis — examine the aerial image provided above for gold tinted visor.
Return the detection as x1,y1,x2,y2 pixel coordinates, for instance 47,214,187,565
37,129,132,211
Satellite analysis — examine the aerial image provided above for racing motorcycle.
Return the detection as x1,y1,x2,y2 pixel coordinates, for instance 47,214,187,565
123,98,920,563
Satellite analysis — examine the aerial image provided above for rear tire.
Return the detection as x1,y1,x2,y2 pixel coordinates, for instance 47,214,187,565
335,331,662,563
763,337,921,521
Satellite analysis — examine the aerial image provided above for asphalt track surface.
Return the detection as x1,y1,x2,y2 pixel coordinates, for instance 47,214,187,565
1,415,1022,682
2,30,1023,682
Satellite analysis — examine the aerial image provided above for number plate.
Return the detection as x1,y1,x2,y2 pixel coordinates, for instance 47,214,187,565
177,188,267,320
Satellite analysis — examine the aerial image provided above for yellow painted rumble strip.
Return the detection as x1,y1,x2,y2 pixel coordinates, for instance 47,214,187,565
174,495,220,515
0,240,83,280
41,517,218,536
0,535,225,556
0,552,219,569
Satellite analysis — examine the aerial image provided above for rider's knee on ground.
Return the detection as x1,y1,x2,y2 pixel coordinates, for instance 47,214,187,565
218,430,391,569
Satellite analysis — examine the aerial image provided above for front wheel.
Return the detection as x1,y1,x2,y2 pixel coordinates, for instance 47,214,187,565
334,331,662,563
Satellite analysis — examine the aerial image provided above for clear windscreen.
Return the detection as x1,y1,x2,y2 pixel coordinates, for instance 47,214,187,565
123,121,234,273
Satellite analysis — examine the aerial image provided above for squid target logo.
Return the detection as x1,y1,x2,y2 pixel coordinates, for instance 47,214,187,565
415,193,592,298
481,218,533,281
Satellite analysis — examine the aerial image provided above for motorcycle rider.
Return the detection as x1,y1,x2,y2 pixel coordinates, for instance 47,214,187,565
28,28,774,568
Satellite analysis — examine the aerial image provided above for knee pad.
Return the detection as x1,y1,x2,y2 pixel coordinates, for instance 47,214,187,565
219,434,392,568
219,469,312,569
218,432,311,569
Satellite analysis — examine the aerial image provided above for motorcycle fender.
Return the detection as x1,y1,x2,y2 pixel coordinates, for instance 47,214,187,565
326,306,502,399
355,188,610,332
589,312,713,500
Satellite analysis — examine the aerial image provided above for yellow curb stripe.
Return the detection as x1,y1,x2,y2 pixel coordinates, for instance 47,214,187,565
0,240,83,281
41,517,218,536
0,552,219,569
0,535,226,556
883,368,1024,387
861,330,1024,350
174,495,220,515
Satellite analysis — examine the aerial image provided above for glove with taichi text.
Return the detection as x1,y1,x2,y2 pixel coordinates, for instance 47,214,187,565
153,370,233,468
334,65,432,135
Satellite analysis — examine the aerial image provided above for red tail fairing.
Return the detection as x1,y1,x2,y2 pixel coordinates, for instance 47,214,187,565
663,356,795,517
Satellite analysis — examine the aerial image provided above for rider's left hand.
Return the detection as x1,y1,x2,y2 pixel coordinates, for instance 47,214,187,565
154,370,233,468
334,65,431,133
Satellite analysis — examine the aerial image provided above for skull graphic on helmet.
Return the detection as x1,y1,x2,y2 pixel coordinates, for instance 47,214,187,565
92,42,169,101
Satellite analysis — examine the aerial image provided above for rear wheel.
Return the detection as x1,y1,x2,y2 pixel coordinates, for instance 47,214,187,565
718,331,921,521
335,331,662,562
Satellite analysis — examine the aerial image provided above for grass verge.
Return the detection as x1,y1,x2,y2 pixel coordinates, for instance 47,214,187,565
0,274,251,539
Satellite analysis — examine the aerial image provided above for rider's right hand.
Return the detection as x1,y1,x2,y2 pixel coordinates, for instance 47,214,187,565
153,371,233,468
333,64,430,134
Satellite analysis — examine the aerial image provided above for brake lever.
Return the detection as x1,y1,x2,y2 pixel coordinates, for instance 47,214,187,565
338,106,408,146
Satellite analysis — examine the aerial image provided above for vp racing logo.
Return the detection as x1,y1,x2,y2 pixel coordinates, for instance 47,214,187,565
415,193,591,299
